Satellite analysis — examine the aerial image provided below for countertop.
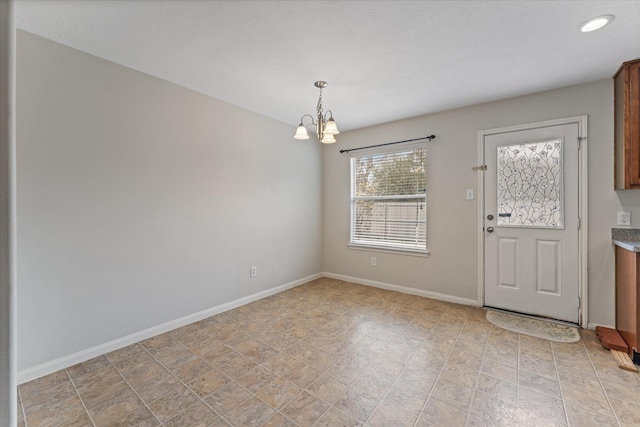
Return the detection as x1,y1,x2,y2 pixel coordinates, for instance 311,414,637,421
612,228,640,252
613,239,640,252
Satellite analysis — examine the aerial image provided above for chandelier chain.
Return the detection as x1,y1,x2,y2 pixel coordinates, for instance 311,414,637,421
316,87,324,118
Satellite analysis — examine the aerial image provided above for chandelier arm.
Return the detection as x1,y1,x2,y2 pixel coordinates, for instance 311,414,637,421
299,114,316,127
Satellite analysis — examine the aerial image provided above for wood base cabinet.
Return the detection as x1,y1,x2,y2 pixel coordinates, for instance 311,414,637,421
614,59,640,189
615,245,640,364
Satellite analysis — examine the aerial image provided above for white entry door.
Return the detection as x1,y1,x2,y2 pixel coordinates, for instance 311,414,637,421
483,122,580,323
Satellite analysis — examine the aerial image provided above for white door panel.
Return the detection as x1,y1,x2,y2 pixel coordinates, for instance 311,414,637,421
484,123,579,323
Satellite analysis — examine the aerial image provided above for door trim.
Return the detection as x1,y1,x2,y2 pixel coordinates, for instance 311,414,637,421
477,116,588,327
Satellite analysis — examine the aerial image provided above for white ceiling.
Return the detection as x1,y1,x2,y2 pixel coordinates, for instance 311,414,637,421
15,0,640,132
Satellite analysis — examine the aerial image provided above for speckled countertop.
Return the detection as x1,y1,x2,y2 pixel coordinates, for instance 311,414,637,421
612,228,640,252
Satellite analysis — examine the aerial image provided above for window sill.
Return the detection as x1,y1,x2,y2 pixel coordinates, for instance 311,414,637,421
348,243,430,257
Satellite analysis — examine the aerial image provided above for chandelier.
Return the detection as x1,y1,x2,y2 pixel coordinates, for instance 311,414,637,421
293,81,340,144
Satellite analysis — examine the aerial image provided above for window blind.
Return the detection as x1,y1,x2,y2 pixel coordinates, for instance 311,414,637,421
350,145,427,252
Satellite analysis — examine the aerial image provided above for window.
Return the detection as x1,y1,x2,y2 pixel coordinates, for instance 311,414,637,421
350,144,427,253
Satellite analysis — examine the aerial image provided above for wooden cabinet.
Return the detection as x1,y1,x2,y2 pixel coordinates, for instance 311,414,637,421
615,245,640,363
614,59,640,189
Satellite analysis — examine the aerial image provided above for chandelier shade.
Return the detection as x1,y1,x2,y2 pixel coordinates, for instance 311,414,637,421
324,117,339,135
294,124,310,140
294,81,339,144
321,133,336,144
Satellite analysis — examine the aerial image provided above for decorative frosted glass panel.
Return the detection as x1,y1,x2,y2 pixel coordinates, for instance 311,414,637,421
497,139,563,228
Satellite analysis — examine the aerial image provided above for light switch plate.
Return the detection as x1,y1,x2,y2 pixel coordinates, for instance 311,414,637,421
466,189,474,200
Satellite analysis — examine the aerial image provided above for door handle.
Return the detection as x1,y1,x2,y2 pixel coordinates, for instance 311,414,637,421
487,226,494,233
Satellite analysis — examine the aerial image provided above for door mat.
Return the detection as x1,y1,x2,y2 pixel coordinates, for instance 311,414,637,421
486,310,580,343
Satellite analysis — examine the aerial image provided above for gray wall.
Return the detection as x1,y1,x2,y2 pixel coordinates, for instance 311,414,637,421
17,31,323,371
323,78,631,328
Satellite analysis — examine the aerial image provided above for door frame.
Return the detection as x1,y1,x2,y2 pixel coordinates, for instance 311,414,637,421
477,116,588,327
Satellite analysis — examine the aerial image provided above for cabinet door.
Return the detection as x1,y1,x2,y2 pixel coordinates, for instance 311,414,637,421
615,60,640,189
615,246,639,352
627,62,640,187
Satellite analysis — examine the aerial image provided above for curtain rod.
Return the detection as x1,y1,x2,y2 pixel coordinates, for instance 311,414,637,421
339,135,436,154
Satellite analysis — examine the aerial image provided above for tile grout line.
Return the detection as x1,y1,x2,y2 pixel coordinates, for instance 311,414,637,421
470,327,519,390
218,322,304,426
549,341,571,426
309,321,391,426
16,386,27,427
413,305,472,427
212,309,321,426
75,351,165,426
516,330,522,421
103,351,164,426
355,304,436,426
135,337,231,426
193,316,299,425
293,299,368,426
463,320,493,427
180,318,263,426
303,303,374,426
298,292,368,423
193,309,323,427
63,368,97,427
417,308,456,427
201,304,360,427
279,321,346,427
578,336,624,427
310,299,449,426
519,336,569,425
304,303,392,427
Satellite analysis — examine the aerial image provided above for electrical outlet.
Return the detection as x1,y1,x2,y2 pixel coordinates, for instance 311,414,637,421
250,266,257,278
371,257,376,266
466,189,474,200
618,212,631,226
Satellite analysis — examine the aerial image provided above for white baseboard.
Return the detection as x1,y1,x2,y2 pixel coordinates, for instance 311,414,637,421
17,273,321,384
322,272,478,307
587,322,615,331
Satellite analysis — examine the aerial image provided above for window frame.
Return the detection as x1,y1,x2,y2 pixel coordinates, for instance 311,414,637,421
348,143,429,255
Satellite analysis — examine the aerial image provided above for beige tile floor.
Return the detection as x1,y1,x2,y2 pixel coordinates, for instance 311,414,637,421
17,278,640,427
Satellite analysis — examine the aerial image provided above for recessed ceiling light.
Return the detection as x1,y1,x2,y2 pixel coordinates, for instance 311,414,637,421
580,14,615,32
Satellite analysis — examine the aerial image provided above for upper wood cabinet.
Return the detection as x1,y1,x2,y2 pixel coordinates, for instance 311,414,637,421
615,59,640,189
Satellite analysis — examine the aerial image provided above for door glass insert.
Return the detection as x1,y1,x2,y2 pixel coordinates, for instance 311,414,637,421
496,139,563,228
